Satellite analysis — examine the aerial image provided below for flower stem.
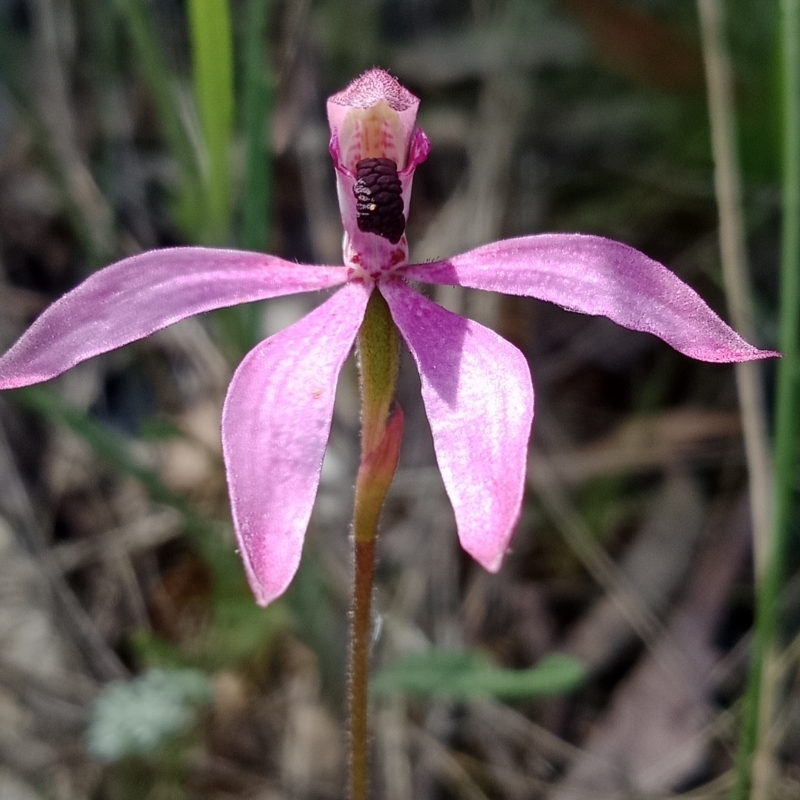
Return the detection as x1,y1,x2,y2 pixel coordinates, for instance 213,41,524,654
349,536,376,800
349,290,402,800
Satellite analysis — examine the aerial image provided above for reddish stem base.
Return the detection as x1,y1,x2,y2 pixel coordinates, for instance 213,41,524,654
349,538,377,800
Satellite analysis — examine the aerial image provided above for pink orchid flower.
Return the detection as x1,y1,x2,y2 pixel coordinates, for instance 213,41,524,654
0,70,776,607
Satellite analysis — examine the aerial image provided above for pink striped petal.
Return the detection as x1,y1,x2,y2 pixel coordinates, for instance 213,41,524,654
0,248,348,388
402,235,778,363
380,280,533,572
222,282,371,606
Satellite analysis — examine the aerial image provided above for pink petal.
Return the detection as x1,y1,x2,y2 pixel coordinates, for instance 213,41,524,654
401,235,778,363
0,248,348,389
380,280,533,572
222,282,371,606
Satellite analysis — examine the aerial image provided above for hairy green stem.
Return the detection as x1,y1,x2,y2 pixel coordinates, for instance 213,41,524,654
349,291,402,800
356,292,400,457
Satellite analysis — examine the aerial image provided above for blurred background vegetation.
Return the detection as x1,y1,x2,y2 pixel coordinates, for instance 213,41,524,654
0,0,796,798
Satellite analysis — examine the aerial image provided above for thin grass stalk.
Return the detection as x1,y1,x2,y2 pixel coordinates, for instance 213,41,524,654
186,0,255,354
696,0,773,576
187,0,234,242
732,0,800,797
696,1,777,789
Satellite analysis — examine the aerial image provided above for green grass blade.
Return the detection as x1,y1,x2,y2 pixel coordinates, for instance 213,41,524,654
187,0,235,242
732,1,800,797
773,2,800,575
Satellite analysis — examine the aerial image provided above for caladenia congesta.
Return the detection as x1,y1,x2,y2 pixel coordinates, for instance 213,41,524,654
0,69,779,798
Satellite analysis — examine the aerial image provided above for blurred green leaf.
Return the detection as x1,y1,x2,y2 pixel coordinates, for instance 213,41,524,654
200,536,292,670
131,592,289,673
371,651,587,699
129,631,192,672
137,416,187,442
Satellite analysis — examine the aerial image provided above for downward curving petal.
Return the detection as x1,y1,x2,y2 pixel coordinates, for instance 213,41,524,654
402,234,778,362
380,280,533,572
222,282,371,606
0,248,349,388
